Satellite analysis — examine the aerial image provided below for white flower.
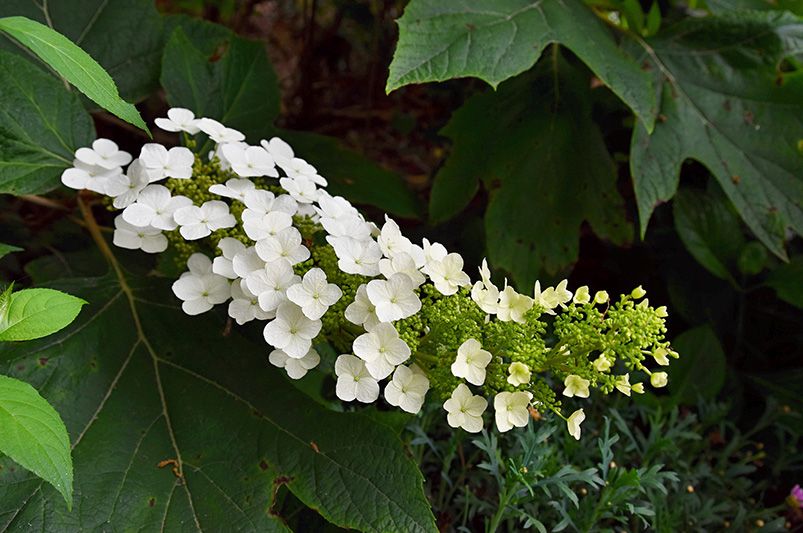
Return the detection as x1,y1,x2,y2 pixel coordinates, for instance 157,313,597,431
335,354,379,403
186,253,214,276
280,176,318,204
121,184,192,230
231,246,266,279
228,279,273,325
594,290,610,305
174,200,236,240
593,354,613,372
246,259,300,312
537,280,573,311
471,281,499,315
379,252,426,287
208,178,256,202
567,409,585,440
155,107,201,134
105,159,149,209
243,189,298,218
321,215,372,240
112,215,167,253
61,159,121,193
316,191,358,221
494,391,532,432
573,286,591,305
563,374,590,398
263,302,321,358
286,268,342,320
269,348,320,380
384,365,429,414
75,138,132,170
451,338,492,386
652,347,671,366
497,284,533,323
260,137,294,167
650,372,668,388
255,227,310,265
366,273,421,323
139,144,194,181
428,253,471,295
212,237,246,279
327,236,382,276
352,322,411,380
243,210,293,241
507,362,531,386
615,373,632,396
171,267,230,316
197,117,245,143
377,217,413,259
420,238,448,276
443,384,487,433
344,284,380,331
220,144,278,177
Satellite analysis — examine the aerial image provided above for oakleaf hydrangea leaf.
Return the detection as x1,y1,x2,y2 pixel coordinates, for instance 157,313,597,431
387,0,656,130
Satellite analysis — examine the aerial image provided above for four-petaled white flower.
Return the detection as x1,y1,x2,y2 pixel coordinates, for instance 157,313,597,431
384,365,429,414
379,252,425,287
366,273,421,323
573,286,591,305
197,117,245,143
174,200,236,240
242,189,298,219
255,227,310,265
328,237,381,276
231,246,266,279
335,354,379,403
420,238,447,276
212,237,246,279
105,159,150,209
75,138,132,170
155,108,201,134
246,259,300,312
260,137,294,167
171,258,231,315
269,348,320,380
139,143,194,181
652,347,670,366
443,384,487,433
243,210,292,241
122,184,192,230
428,253,471,296
61,159,122,193
377,217,413,259
228,279,274,325
567,409,585,440
263,302,322,358
494,391,532,433
507,362,531,386
615,373,632,396
352,322,411,380
112,215,167,253
451,338,492,386
344,284,380,331
221,144,278,177
279,176,318,203
563,374,590,398
496,285,533,324
537,279,573,311
286,268,342,320
209,178,256,202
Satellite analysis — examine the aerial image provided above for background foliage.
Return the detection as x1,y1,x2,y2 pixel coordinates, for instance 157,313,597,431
0,0,801,531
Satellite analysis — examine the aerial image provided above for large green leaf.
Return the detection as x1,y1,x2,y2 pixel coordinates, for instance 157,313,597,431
160,20,421,219
0,288,86,342
0,0,164,102
430,56,631,288
0,268,436,531
387,0,656,130
629,12,803,259
673,186,745,284
0,16,148,133
0,375,72,508
0,50,95,195
666,325,727,405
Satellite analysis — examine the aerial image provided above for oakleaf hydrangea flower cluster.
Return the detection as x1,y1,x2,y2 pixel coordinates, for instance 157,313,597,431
62,108,679,439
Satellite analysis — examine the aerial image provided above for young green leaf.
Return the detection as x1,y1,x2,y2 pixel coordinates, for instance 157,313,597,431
0,16,149,134
0,375,72,508
0,243,22,260
0,288,86,341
